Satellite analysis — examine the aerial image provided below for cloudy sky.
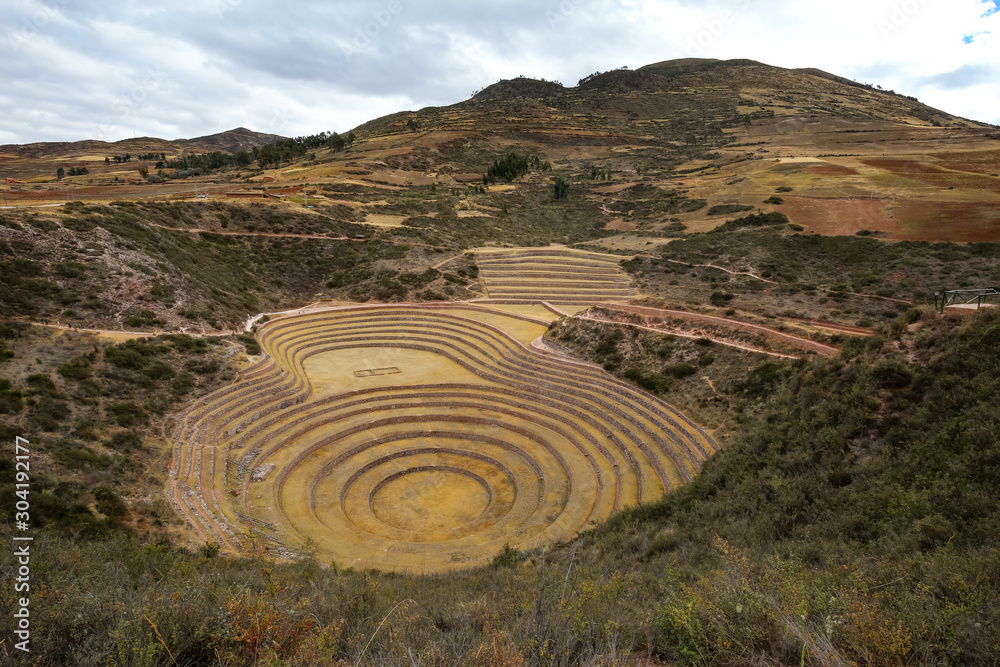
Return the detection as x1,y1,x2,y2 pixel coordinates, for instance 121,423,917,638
2,0,998,145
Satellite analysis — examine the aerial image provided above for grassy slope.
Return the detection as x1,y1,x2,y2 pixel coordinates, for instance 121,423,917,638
2,306,999,665
624,223,1000,326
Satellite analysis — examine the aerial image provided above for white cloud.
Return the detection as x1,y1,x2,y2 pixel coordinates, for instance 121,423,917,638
2,0,997,144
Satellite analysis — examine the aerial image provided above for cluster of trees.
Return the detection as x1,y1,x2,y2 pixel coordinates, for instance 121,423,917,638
578,65,630,86
482,152,551,185
104,155,131,163
137,153,165,161
590,166,613,181
256,132,356,168
56,167,90,179
166,151,254,172
553,175,570,200
155,131,356,174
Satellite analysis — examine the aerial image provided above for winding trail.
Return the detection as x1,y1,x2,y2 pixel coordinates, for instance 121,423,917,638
572,313,803,360
596,303,841,357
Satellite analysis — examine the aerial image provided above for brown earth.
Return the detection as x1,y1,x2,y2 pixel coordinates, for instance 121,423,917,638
774,196,897,235
892,201,1000,242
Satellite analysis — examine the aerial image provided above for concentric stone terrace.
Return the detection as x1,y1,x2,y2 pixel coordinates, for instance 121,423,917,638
476,248,635,304
167,304,715,572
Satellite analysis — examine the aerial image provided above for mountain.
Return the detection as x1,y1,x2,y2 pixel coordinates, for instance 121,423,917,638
0,127,282,167
175,126,285,151
355,58,986,139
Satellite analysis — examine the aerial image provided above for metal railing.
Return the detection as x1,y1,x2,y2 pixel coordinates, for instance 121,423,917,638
935,289,1000,313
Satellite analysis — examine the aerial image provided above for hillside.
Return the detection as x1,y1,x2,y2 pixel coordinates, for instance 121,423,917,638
1,57,1000,665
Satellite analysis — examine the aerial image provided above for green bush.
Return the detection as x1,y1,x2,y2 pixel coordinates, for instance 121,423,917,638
710,291,735,307
624,367,672,394
0,378,24,413
554,175,571,200
93,485,128,518
237,333,261,356
58,356,93,381
106,431,142,451
662,363,698,379
124,310,166,328
707,204,754,216
106,402,148,427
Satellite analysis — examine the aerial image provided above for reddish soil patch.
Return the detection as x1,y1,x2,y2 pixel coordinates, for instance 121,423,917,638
862,159,948,175
805,164,859,176
862,157,1000,193
775,197,897,235
934,150,1000,176
892,201,1000,242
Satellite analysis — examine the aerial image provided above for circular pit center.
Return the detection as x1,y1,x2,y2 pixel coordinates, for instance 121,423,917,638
371,468,492,533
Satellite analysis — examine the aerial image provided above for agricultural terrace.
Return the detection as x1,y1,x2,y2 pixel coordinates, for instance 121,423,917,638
167,303,715,573
475,247,635,308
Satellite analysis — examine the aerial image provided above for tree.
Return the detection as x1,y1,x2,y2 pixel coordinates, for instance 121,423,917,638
554,175,570,200
137,167,149,179
56,167,64,180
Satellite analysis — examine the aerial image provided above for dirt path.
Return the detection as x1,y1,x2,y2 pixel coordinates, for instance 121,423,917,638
573,313,802,360
142,222,447,248
784,317,875,336
22,321,240,339
433,252,468,270
659,258,779,284
655,258,913,305
598,303,841,357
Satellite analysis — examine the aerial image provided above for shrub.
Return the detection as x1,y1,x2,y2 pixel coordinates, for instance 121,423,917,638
711,212,789,233
124,310,166,328
624,368,672,394
25,373,59,396
737,361,789,399
0,379,24,413
142,361,176,382
710,291,735,307
707,204,754,216
93,485,128,518
492,543,527,568
662,363,698,379
106,431,142,451
554,175,571,200
237,333,261,356
106,402,148,427
58,356,93,381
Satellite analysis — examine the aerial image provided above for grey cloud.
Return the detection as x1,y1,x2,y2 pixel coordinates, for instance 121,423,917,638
2,0,995,144
921,64,996,89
